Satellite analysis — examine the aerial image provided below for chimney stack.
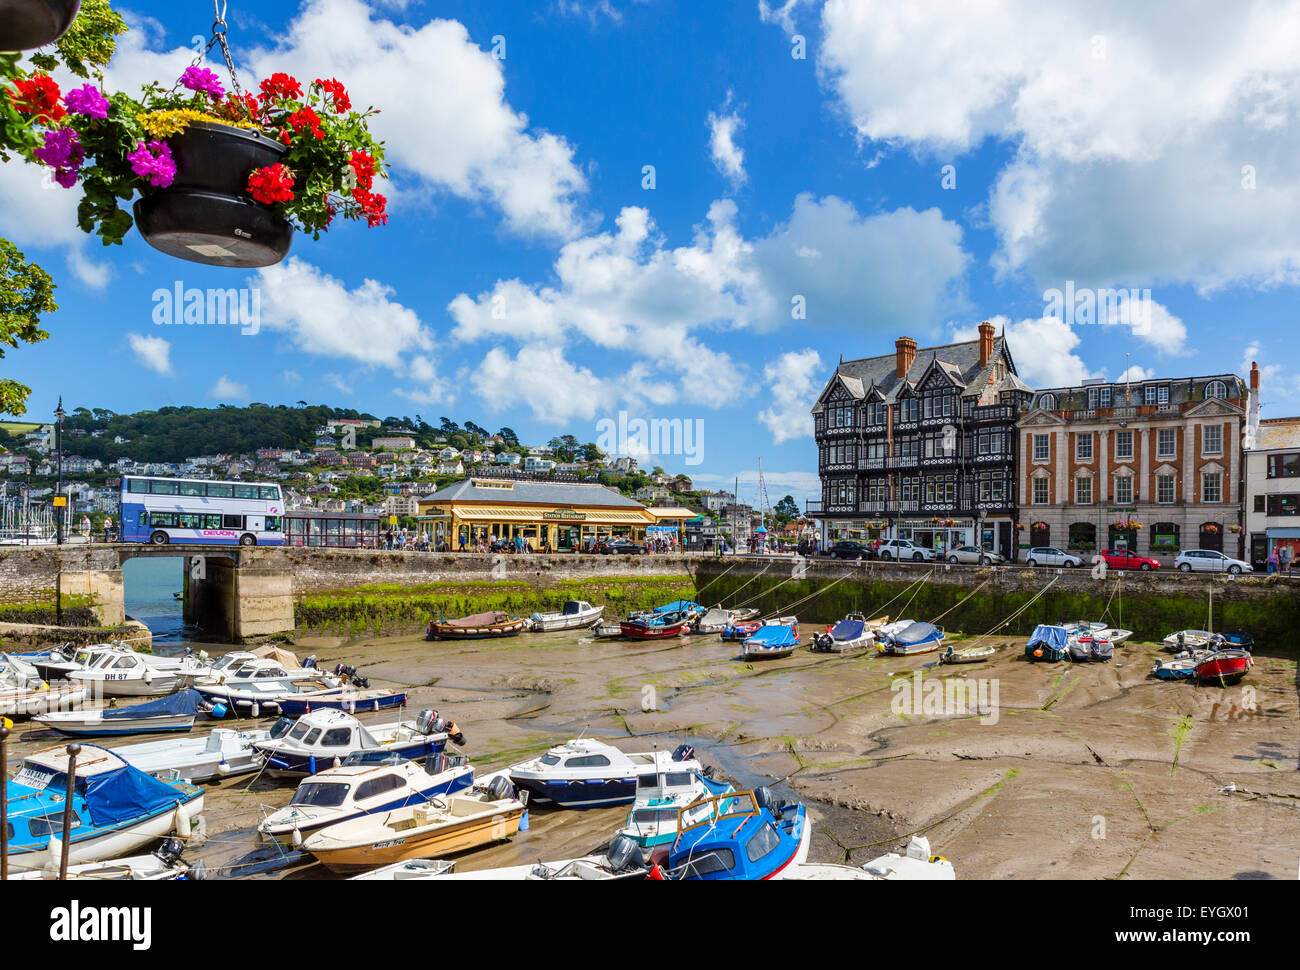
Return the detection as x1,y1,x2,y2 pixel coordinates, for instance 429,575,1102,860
1251,360,1260,390
895,337,917,379
1245,360,1261,450
978,321,996,368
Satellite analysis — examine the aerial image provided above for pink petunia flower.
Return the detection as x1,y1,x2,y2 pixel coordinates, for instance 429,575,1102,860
64,84,109,119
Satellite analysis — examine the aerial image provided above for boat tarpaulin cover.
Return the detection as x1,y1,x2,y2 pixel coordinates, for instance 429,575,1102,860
831,619,866,641
102,688,203,720
83,763,187,826
745,625,797,647
655,601,701,614
896,622,939,645
1027,625,1069,650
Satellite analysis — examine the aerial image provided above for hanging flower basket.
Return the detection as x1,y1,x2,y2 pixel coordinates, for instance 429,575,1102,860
132,120,293,267
0,0,80,52
1112,519,1142,530
1228,525,1242,534
1031,521,1049,531
3,14,388,267
1203,523,1220,534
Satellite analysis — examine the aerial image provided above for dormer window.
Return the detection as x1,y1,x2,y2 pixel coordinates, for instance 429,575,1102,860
1038,393,1056,411
1204,380,1227,400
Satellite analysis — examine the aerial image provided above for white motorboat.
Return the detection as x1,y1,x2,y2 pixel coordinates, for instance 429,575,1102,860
252,708,454,779
192,658,345,717
0,654,87,717
528,600,605,632
618,763,736,850
1163,629,1215,652
7,838,193,881
694,606,735,635
112,726,271,782
35,689,211,736
67,647,207,698
811,613,884,653
507,739,704,809
352,835,651,881
194,645,320,684
259,751,476,846
29,642,119,681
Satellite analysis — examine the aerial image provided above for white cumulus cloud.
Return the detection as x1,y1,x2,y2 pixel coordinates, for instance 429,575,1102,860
126,333,173,375
758,349,824,443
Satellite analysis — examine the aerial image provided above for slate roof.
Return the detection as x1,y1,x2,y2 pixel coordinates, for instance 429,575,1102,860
420,478,646,508
816,335,1014,408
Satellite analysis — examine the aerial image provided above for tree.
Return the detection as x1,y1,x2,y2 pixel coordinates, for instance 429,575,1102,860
0,239,55,416
580,441,605,463
773,495,800,526
498,427,519,445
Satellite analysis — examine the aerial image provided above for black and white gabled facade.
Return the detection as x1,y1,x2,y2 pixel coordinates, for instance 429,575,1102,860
809,326,1032,558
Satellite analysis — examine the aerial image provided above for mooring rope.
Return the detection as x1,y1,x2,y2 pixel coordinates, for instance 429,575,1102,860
719,563,772,607
928,575,992,625
691,559,740,601
959,572,1062,649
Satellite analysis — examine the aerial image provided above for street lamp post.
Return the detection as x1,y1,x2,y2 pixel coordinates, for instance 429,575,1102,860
54,397,65,545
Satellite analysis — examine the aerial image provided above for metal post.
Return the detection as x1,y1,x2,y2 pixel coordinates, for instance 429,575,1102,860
0,725,8,880
54,397,65,546
59,742,79,879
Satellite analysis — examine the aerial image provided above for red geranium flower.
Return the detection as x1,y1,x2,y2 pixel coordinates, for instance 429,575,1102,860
348,150,376,190
286,106,324,140
217,91,262,123
7,74,65,123
247,163,295,205
352,186,388,227
259,72,303,104
315,78,351,114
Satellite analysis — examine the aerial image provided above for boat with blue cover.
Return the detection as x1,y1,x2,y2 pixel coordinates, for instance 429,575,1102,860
35,688,210,737
507,739,703,809
618,764,736,849
4,744,203,865
879,621,945,655
1025,624,1070,662
635,600,705,622
739,619,800,660
258,750,476,846
252,708,455,779
665,787,811,880
811,613,884,653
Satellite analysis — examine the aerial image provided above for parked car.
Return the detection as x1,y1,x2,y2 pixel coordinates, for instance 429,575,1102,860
1101,548,1160,571
1024,546,1084,567
877,539,936,562
946,545,1004,565
602,539,647,555
1174,549,1253,574
829,540,874,560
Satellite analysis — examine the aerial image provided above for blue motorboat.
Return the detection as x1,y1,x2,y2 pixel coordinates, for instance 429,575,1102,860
35,689,210,737
274,688,408,718
4,744,203,865
739,620,800,660
880,621,945,655
508,740,703,809
252,708,453,779
664,787,811,880
1025,624,1069,662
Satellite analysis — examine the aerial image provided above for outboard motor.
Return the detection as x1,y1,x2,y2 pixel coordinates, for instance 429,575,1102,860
485,775,516,802
605,834,643,873
416,709,439,735
152,837,185,869
445,721,466,747
753,786,775,812
302,655,318,670
671,743,695,763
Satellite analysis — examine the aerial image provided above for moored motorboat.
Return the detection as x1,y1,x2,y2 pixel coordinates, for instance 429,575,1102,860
620,615,689,640
300,775,525,873
618,764,735,850
7,837,194,881
1025,624,1070,662
1216,630,1254,652
1195,648,1253,686
1151,652,1208,680
67,647,207,697
739,619,800,660
352,835,651,881
1163,629,1215,652
192,658,346,718
589,621,625,639
693,606,735,635
811,613,880,653
0,653,87,717
528,600,605,632
112,726,270,782
940,644,996,665
252,708,456,779
425,611,527,641
34,689,209,737
4,744,203,865
508,739,703,809
273,687,408,718
665,787,810,880
634,600,705,623
259,751,476,846
784,836,956,880
880,621,945,655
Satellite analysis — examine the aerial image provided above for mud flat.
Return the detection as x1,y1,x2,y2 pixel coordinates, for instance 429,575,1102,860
6,625,1297,879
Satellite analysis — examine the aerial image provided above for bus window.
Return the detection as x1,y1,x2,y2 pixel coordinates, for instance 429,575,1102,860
127,479,150,493
222,514,244,529
259,486,280,501
151,512,178,528
265,516,282,532
207,483,233,498
150,480,178,495
178,514,202,529
203,515,223,529
139,512,149,526
179,481,207,497
233,485,258,500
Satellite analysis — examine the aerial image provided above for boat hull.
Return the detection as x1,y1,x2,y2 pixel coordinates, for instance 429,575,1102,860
306,805,524,873
273,690,407,718
257,734,446,779
5,791,204,865
1195,652,1253,686
34,711,196,736
0,686,87,718
620,621,688,640
510,774,639,808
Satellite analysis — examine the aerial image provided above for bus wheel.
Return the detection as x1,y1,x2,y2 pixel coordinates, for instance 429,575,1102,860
150,531,169,545
239,534,256,547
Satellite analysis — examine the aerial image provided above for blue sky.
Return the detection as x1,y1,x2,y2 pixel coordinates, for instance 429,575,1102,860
5,0,1300,507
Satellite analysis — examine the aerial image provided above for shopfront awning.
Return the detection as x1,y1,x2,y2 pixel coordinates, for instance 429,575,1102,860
446,506,652,526
1266,527,1300,538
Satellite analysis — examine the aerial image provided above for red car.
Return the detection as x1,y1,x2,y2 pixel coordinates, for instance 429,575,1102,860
1101,548,1160,571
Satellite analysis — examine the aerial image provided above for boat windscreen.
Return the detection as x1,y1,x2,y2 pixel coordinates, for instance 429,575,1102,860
291,782,351,807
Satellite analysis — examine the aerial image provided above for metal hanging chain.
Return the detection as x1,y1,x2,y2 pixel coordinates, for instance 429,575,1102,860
166,0,246,108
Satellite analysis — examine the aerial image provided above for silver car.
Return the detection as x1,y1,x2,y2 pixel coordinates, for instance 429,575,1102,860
1024,546,1084,567
945,545,1005,565
1174,549,1253,574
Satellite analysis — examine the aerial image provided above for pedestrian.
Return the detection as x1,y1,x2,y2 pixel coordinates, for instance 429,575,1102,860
1282,544,1294,575
103,515,113,543
1267,548,1279,575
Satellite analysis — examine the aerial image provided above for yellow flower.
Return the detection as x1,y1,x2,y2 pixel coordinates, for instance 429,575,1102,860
137,109,259,139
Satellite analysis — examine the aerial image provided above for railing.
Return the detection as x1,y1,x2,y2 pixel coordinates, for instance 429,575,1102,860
887,455,919,469
970,404,1016,422
804,499,824,514
859,457,886,470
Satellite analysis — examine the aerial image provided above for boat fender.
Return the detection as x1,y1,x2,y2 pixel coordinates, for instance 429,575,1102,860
269,757,290,769
309,755,317,774
211,702,228,718
217,760,230,776
519,809,529,831
174,800,191,839
291,826,303,848
333,756,341,768
250,701,260,718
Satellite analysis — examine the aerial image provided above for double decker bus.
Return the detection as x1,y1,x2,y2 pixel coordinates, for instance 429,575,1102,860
119,476,286,546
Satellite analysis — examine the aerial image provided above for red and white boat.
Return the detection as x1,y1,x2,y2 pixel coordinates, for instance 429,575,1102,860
1195,649,1253,686
619,617,689,640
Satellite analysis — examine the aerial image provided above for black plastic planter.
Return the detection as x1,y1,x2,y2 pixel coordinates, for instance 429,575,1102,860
0,0,79,52
133,121,294,269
